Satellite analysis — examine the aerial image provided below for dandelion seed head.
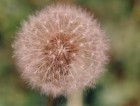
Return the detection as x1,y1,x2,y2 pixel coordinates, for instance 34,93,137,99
12,4,109,97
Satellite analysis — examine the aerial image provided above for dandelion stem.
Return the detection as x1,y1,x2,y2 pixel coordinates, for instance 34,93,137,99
47,96,53,106
67,90,83,106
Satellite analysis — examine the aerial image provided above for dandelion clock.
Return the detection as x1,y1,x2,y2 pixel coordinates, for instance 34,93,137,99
12,4,109,98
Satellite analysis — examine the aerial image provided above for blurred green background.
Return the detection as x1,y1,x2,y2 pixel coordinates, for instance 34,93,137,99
0,0,140,106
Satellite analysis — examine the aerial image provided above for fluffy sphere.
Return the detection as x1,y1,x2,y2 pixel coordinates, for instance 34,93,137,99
12,4,109,97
